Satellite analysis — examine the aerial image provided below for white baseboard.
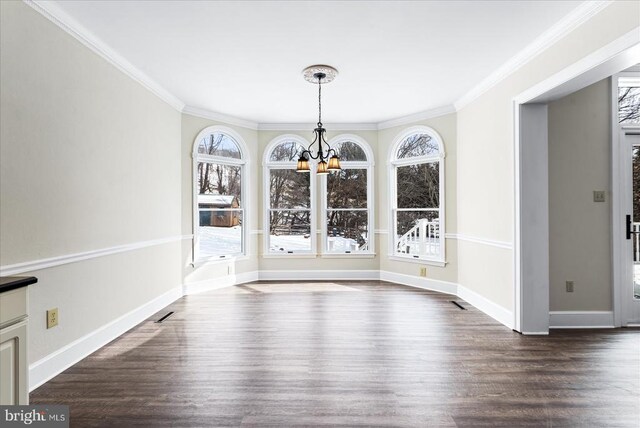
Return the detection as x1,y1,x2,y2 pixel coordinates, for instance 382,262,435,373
457,284,514,330
182,271,259,295
549,311,615,329
29,285,183,392
258,270,379,281
379,270,457,295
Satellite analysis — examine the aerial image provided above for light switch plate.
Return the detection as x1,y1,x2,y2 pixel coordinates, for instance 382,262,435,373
593,191,606,202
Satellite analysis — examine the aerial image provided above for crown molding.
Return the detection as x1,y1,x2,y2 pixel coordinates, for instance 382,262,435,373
376,105,457,130
454,0,613,111
182,106,260,130
24,0,186,111
258,122,378,131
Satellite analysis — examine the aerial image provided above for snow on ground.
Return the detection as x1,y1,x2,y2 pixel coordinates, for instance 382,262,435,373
199,226,365,255
199,226,242,257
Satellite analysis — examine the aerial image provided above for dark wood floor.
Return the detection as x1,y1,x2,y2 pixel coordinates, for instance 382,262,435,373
32,281,640,427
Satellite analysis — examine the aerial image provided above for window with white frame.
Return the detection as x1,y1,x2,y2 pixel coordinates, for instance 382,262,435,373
193,128,247,260
323,137,374,254
264,137,315,254
390,127,445,262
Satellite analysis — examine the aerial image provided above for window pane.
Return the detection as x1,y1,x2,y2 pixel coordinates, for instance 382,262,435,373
619,86,640,124
198,210,242,257
395,211,440,258
327,169,367,208
269,210,311,252
397,162,439,208
397,133,439,158
269,169,310,209
326,210,369,252
197,162,242,207
337,141,367,161
270,141,304,162
198,133,241,158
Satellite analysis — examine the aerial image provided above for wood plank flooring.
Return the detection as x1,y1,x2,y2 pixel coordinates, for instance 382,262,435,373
31,281,640,427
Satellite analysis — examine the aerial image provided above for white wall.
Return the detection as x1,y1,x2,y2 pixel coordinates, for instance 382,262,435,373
548,78,612,311
456,1,639,313
0,1,182,363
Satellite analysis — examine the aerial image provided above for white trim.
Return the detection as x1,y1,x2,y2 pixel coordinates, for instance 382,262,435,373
261,254,318,259
514,27,640,104
0,235,190,276
263,135,316,256
375,229,389,234
549,311,615,328
182,106,259,130
29,285,183,391
258,270,379,281
455,1,614,110
612,75,623,327
190,254,251,268
513,28,640,334
182,271,259,295
379,271,457,295
386,255,447,267
192,126,250,263
320,253,376,259
388,126,446,264
321,135,375,256
447,233,513,250
457,284,515,330
258,123,378,131
377,105,457,130
24,0,185,111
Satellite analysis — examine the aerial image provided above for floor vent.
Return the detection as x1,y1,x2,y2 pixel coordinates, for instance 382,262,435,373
155,311,174,323
451,301,466,310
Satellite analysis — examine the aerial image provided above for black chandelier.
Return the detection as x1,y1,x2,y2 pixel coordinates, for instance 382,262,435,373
296,65,341,174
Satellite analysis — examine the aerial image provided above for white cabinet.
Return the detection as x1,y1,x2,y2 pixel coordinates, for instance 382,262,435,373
0,320,28,404
0,284,30,405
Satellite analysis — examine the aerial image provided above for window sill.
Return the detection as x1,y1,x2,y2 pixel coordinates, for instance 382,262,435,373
321,253,376,259
192,254,250,267
387,255,447,267
262,253,318,259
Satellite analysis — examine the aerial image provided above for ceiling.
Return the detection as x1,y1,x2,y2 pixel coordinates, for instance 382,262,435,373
48,0,585,123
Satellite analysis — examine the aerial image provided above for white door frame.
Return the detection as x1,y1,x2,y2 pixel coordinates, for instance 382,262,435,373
513,30,640,333
615,125,640,325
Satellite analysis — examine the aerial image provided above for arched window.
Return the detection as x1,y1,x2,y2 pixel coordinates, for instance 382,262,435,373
193,126,248,261
323,135,374,254
263,135,315,255
390,126,445,262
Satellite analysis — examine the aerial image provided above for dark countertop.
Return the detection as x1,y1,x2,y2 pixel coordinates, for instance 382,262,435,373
0,276,38,293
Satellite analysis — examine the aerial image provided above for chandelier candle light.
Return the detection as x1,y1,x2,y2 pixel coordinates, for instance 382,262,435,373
297,65,341,174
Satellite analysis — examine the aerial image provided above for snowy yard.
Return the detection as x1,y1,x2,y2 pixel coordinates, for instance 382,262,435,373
198,226,365,255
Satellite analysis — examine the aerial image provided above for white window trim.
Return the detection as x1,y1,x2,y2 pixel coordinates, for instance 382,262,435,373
192,125,250,263
388,125,446,263
321,134,375,256
263,134,317,256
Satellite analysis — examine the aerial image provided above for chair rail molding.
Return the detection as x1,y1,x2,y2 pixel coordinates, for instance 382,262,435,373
0,235,192,276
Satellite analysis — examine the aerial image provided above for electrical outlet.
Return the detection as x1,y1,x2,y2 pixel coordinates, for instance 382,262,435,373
566,281,574,293
419,267,427,277
47,308,59,329
593,191,606,202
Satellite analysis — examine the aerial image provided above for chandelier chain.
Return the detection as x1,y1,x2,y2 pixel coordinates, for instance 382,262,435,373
318,77,322,126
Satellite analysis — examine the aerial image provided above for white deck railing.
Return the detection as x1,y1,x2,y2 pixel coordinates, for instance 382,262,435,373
396,219,440,257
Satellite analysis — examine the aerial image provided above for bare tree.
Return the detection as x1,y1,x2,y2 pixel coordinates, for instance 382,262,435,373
619,86,640,124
